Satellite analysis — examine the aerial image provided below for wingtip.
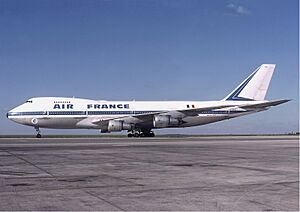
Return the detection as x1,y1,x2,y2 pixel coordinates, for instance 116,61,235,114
281,99,292,102
272,99,291,105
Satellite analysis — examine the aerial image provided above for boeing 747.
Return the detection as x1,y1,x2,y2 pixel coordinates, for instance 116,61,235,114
7,64,289,137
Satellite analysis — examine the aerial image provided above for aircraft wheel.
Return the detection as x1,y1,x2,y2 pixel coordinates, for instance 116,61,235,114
128,133,133,137
141,130,155,137
36,133,42,138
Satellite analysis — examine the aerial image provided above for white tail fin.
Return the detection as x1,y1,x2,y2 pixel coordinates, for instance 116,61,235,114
223,64,276,101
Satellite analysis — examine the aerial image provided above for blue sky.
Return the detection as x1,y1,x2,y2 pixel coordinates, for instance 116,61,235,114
0,0,298,134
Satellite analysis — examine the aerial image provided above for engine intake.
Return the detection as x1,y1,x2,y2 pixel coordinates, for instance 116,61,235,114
107,120,132,132
153,115,180,128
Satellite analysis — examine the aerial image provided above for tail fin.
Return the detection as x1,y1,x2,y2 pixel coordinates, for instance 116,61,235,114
223,64,276,101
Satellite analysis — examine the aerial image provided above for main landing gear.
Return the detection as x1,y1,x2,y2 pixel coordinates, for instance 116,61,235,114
35,127,42,138
127,129,155,137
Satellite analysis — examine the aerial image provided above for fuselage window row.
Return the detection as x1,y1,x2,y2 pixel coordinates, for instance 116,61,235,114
8,111,161,116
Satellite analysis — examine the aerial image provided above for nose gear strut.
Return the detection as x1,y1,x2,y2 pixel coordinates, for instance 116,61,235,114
35,127,41,138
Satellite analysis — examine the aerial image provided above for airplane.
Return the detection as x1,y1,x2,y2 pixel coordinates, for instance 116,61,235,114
7,64,290,138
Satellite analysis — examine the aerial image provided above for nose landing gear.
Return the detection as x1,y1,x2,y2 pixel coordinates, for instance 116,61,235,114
35,127,42,138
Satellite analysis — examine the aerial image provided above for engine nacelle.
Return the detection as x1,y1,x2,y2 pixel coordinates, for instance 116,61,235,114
107,120,132,132
153,115,180,128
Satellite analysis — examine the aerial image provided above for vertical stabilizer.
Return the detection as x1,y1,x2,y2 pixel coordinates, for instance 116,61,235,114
223,64,276,101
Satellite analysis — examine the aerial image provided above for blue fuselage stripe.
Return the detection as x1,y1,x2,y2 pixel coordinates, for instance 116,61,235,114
7,110,247,117
226,70,257,101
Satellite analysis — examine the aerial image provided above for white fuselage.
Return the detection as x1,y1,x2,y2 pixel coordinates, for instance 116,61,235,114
7,97,263,131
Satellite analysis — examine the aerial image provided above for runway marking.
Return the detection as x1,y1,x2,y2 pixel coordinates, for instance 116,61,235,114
0,184,142,195
0,149,55,178
232,178,297,211
0,170,37,177
85,191,126,211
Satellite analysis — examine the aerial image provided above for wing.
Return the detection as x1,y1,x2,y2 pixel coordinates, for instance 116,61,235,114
239,99,291,110
91,105,237,126
88,99,290,127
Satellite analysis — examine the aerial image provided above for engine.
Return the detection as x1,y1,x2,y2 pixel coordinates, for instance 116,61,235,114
153,115,180,128
107,120,132,132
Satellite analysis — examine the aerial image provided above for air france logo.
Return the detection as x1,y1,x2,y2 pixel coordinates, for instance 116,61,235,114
53,104,73,109
87,104,129,109
53,103,130,109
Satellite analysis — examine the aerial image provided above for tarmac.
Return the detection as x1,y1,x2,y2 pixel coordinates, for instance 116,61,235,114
0,136,298,211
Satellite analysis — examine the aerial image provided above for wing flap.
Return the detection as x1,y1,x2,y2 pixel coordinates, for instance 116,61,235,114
178,105,236,116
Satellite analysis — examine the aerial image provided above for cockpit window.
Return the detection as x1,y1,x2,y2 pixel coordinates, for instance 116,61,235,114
26,100,33,103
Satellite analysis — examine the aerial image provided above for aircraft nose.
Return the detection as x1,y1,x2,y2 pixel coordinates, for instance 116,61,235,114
6,111,12,119
7,108,17,120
